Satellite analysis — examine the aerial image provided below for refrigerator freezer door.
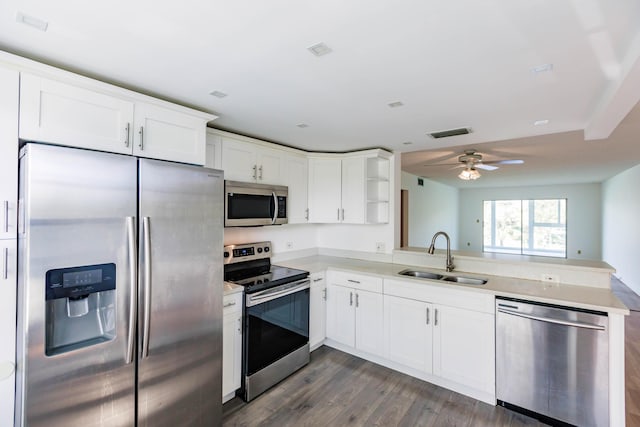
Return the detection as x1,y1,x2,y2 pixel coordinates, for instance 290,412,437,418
17,144,137,427
137,159,223,426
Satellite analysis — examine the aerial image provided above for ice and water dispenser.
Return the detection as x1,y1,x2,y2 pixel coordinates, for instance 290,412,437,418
45,263,117,356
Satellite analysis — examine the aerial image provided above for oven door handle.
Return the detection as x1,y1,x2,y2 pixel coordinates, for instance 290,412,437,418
246,279,310,307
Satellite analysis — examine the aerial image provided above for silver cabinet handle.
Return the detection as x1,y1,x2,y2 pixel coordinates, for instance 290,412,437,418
3,201,8,233
124,122,130,147
259,165,263,180
138,126,144,150
141,217,152,358
125,217,137,364
426,307,430,325
497,308,606,331
341,208,344,221
237,318,242,334
434,308,438,326
355,293,359,308
322,288,327,300
313,278,323,282
305,209,309,220
349,292,353,306
223,301,237,308
252,165,257,180
2,247,8,280
337,208,340,221
347,279,360,284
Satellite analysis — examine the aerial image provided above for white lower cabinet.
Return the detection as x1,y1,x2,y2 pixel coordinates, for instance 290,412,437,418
222,292,242,403
384,295,433,373
309,272,326,350
432,304,495,394
382,280,495,402
325,272,384,357
0,240,16,427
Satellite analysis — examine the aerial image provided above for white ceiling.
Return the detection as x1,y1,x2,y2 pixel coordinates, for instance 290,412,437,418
1,0,640,185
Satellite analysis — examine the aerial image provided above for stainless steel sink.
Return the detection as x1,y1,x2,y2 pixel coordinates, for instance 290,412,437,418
398,269,487,285
441,275,487,285
398,269,444,280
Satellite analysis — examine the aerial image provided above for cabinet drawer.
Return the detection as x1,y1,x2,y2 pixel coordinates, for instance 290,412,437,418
328,270,383,293
223,293,242,315
384,279,494,314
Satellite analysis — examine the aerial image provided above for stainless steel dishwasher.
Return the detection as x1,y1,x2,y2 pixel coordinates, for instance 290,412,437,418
496,297,609,427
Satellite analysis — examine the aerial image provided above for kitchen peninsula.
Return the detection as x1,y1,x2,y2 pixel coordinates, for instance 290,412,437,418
263,247,629,426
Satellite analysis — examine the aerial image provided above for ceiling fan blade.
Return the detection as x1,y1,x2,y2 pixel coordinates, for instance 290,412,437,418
422,162,461,167
476,163,499,171
484,159,524,165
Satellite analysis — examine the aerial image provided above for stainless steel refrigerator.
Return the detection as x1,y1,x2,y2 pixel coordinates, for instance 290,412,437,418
15,143,223,426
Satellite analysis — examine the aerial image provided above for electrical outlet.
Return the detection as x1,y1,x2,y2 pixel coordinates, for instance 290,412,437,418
375,242,385,253
541,273,559,283
286,241,293,250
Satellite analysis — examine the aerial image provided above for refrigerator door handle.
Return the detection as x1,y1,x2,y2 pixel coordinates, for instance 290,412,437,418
141,216,152,358
125,217,137,364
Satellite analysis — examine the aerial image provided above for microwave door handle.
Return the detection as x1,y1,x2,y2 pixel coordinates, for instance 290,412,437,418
271,192,278,224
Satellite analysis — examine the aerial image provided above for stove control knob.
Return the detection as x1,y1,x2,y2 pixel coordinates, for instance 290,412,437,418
223,251,230,258
257,247,263,253
257,280,263,284
264,246,270,253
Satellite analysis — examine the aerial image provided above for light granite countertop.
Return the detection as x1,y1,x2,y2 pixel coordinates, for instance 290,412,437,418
223,281,244,296
277,255,629,315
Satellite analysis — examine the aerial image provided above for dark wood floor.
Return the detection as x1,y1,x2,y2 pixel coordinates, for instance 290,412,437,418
224,311,640,427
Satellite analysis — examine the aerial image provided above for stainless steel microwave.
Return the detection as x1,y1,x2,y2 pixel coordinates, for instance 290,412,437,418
224,180,288,227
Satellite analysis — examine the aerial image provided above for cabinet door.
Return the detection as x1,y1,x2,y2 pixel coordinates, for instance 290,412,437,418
308,158,342,223
309,273,326,350
221,138,258,182
19,73,134,155
341,157,366,224
257,148,285,185
384,295,432,373
354,289,384,357
0,67,18,240
285,154,308,224
133,102,207,165
0,240,16,427
433,305,495,394
325,284,355,347
205,131,223,170
222,313,242,401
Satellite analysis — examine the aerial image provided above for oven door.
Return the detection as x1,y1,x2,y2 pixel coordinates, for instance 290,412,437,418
225,181,288,227
244,279,310,377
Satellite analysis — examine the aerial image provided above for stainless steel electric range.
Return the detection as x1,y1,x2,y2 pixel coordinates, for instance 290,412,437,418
223,242,310,402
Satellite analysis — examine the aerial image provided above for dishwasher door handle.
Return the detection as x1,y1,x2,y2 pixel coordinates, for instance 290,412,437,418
497,308,606,331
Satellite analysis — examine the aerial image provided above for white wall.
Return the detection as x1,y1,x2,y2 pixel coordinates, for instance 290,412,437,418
602,164,640,294
458,183,602,260
401,172,459,249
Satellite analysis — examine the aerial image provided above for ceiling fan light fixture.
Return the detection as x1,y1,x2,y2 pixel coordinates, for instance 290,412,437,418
458,168,481,180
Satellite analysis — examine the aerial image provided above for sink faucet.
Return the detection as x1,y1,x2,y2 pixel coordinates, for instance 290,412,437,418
427,231,454,272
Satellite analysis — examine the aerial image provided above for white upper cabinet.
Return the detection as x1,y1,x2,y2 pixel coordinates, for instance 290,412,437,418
132,102,207,165
308,151,390,224
19,73,134,155
221,137,285,185
284,153,309,224
308,157,342,223
19,73,213,165
341,157,366,224
0,66,18,240
205,130,223,170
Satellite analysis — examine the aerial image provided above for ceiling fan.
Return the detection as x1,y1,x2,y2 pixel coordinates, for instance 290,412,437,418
426,149,524,180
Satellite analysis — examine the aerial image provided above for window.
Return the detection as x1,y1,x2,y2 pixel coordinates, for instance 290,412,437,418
483,199,566,258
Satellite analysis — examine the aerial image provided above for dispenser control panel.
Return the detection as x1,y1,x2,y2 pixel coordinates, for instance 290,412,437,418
46,263,116,300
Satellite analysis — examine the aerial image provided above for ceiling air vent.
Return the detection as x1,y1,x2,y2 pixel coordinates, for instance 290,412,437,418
428,127,472,139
